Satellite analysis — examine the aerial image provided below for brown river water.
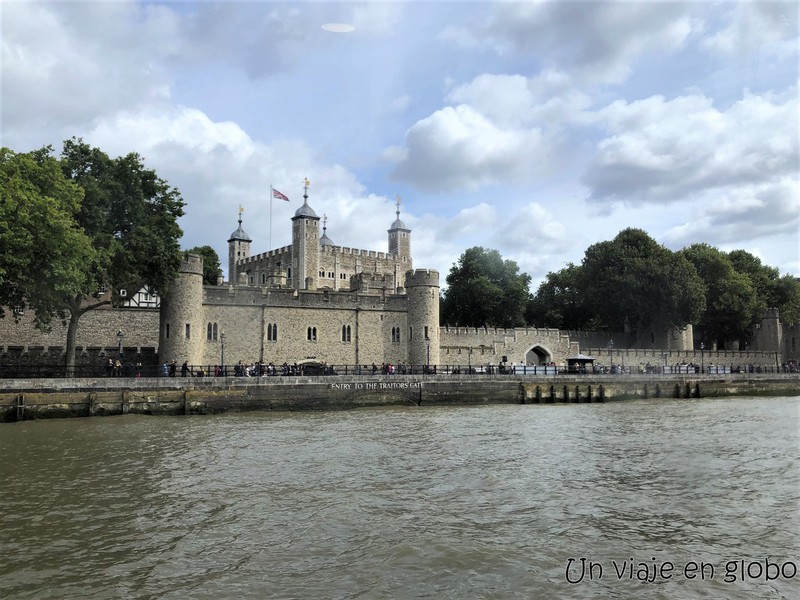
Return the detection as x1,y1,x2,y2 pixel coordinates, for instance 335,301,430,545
1,396,798,599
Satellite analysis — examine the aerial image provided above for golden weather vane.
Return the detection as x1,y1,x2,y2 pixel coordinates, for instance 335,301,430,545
303,177,310,195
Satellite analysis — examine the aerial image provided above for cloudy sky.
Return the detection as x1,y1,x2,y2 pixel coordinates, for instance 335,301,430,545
2,0,798,288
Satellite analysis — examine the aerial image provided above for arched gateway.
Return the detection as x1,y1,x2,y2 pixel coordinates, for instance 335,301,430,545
525,345,552,366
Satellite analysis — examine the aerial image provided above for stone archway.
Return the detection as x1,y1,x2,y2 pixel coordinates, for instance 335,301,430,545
525,345,552,366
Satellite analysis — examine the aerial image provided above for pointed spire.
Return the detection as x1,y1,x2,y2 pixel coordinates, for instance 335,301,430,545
390,194,408,230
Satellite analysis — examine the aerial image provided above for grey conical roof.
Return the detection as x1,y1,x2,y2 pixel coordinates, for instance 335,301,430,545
293,196,319,219
228,217,251,242
390,216,408,230
389,197,409,231
320,232,335,246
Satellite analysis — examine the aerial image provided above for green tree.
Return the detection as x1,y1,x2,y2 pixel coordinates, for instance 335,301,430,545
2,139,187,375
580,229,705,340
55,138,185,373
728,249,800,326
186,245,221,285
441,247,531,328
526,264,594,330
679,244,758,348
0,147,97,328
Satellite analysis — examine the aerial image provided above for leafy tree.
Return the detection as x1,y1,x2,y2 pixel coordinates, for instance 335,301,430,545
679,244,758,347
0,139,185,374
55,138,185,373
186,245,222,285
580,229,705,340
526,264,595,330
441,247,531,328
0,147,96,328
728,249,800,325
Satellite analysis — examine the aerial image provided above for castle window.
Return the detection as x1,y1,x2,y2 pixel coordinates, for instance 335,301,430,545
424,326,429,340
307,327,317,341
213,323,218,341
328,272,334,278
166,324,170,339
249,276,254,285
185,324,191,339
207,323,213,341
261,273,267,284
319,270,325,277
267,323,278,342
391,327,401,343
409,327,413,341
342,325,351,343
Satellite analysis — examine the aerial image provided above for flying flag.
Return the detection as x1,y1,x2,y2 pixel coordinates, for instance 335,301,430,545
272,188,290,202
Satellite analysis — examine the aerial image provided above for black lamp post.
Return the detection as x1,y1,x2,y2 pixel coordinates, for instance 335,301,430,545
609,339,614,373
700,342,705,374
426,337,430,373
220,331,226,375
116,330,124,358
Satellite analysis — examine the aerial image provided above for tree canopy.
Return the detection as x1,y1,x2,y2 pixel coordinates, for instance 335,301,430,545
441,247,531,328
0,147,96,328
679,244,759,346
186,245,222,285
1,139,185,373
528,229,707,343
526,228,798,349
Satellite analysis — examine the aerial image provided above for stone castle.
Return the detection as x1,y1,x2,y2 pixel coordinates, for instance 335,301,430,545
0,184,797,373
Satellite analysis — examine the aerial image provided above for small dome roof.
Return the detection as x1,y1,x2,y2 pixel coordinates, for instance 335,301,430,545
390,216,408,230
294,199,318,219
320,232,335,246
228,221,251,242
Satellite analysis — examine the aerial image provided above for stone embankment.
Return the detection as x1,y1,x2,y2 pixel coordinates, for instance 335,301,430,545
1,374,797,422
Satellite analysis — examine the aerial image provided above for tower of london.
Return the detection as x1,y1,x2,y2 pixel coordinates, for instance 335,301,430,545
1,183,796,374
158,185,440,370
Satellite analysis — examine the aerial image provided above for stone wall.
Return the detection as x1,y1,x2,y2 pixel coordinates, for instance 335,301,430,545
2,373,798,422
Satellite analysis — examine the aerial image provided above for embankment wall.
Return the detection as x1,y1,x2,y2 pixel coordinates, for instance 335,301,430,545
1,374,797,422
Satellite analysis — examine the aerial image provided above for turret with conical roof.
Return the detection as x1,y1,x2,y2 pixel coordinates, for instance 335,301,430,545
291,178,321,290
320,214,335,247
388,195,412,292
228,207,252,285
388,195,411,259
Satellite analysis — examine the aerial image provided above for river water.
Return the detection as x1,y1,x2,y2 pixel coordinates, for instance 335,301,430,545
1,396,798,599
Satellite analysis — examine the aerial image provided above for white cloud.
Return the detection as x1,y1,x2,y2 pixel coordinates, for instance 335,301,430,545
1,0,176,139
444,1,700,84
582,86,799,204
662,178,800,248
390,104,546,192
703,0,798,58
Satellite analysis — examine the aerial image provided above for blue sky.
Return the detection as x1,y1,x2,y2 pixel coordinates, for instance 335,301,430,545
2,0,798,288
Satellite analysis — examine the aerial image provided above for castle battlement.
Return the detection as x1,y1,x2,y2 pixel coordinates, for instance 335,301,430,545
179,253,204,276
320,245,389,260
405,269,439,288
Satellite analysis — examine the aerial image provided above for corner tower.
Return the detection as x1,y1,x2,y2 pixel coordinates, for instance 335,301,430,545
405,269,440,368
227,208,251,285
291,178,320,290
160,253,204,365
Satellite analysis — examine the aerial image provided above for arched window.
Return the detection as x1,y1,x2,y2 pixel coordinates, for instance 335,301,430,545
267,323,278,341
342,325,351,342
207,323,213,341
213,323,218,341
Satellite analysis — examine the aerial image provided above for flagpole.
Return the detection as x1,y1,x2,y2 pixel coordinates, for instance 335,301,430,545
269,185,273,250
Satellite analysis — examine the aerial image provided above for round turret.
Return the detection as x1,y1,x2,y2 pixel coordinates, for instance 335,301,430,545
159,253,204,366
405,269,440,368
